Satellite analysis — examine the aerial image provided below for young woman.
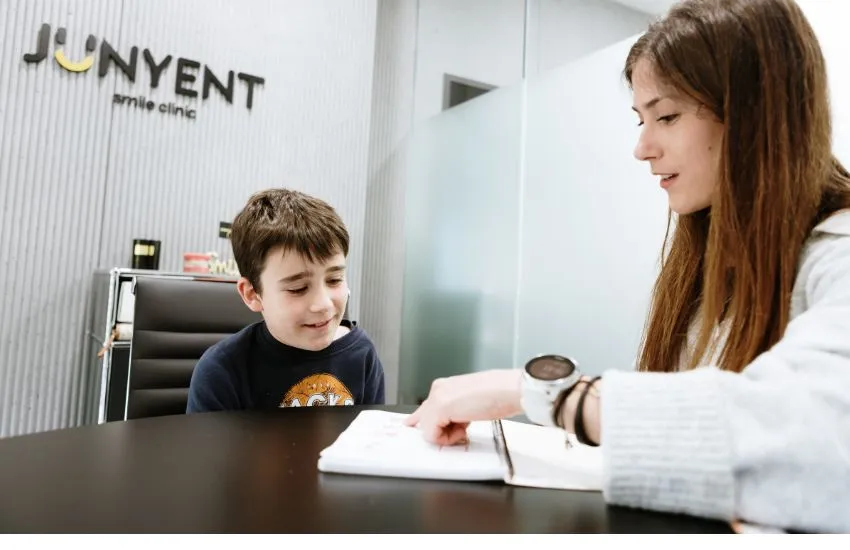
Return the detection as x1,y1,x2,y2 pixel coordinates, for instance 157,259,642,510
405,0,850,534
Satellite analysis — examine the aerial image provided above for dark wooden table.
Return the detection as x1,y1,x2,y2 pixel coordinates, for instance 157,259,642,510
0,405,733,533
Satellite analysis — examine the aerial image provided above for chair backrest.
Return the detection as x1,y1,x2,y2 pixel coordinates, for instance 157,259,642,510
126,276,262,420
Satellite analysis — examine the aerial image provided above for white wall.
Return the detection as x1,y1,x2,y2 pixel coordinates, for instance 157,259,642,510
531,0,653,74
412,0,651,122
800,0,850,165
412,0,526,122
609,0,673,15
361,0,419,405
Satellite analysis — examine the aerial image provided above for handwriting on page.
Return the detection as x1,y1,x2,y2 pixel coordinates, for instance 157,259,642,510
338,414,480,456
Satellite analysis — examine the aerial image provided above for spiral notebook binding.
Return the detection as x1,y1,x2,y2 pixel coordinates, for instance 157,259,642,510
491,419,515,482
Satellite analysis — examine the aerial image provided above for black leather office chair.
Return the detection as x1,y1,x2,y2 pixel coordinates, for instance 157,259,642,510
126,277,262,420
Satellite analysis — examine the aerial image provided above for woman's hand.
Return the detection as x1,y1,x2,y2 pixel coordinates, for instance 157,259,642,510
403,369,524,445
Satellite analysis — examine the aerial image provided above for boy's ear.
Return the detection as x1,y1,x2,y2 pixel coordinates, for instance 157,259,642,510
236,277,263,313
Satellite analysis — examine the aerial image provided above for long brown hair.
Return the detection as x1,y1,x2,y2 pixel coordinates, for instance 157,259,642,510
627,0,850,373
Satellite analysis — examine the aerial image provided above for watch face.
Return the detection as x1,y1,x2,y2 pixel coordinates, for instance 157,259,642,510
525,354,577,381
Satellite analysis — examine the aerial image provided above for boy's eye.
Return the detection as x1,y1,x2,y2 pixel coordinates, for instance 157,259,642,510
327,278,344,286
287,287,307,295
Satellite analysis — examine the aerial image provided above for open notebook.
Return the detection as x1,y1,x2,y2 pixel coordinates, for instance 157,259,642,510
317,410,603,491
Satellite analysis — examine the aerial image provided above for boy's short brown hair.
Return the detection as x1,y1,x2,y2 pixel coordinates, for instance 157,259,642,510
230,188,349,292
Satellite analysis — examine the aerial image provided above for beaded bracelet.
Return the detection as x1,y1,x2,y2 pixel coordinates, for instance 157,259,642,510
574,375,602,446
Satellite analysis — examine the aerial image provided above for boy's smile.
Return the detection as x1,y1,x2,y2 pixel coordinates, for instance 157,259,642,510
238,248,350,351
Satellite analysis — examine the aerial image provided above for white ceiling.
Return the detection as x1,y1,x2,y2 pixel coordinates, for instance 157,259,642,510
609,0,675,15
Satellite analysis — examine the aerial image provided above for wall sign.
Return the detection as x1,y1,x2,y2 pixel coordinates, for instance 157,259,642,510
23,23,265,120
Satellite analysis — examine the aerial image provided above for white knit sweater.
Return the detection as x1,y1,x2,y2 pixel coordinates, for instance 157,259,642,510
600,209,850,533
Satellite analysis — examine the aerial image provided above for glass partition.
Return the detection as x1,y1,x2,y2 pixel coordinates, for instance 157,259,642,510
515,40,669,376
397,85,525,404
397,2,669,402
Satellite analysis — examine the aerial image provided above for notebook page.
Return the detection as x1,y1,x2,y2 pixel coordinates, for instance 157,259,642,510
318,410,506,481
500,419,603,491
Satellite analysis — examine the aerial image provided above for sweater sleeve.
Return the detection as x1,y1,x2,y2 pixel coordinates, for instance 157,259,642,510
599,233,850,534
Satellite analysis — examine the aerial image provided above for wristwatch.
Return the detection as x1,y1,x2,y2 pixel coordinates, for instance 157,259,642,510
520,354,583,428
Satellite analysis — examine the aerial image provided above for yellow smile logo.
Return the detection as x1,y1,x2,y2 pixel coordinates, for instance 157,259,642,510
54,27,96,72
24,24,96,73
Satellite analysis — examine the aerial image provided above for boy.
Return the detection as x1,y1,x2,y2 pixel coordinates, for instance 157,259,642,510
186,188,385,412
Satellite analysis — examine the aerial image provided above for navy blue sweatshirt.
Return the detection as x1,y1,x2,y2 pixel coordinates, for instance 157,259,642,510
186,320,385,412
